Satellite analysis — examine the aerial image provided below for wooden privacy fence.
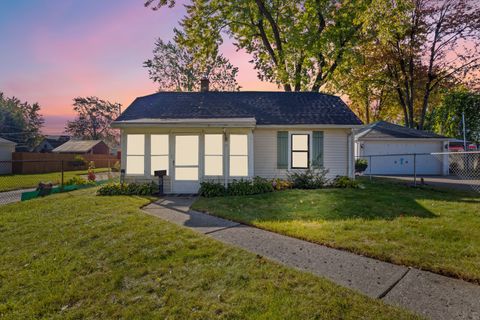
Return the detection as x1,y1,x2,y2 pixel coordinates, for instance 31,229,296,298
12,152,119,174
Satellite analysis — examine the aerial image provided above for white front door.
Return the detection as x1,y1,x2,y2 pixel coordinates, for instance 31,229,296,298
172,134,200,193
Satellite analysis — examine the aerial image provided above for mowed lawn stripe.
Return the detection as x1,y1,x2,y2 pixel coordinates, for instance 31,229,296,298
0,188,419,319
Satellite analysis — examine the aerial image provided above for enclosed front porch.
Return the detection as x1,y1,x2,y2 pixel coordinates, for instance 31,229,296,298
120,127,254,194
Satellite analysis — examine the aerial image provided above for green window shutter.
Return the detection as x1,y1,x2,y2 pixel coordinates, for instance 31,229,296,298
277,131,288,169
312,131,324,167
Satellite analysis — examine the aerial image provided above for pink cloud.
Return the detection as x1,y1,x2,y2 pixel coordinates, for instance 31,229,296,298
2,2,280,135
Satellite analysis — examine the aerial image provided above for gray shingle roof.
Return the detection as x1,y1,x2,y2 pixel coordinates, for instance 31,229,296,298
0,137,16,145
115,92,363,126
52,140,103,153
356,121,447,139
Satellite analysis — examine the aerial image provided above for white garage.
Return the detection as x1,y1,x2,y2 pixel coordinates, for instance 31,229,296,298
0,137,16,174
355,121,450,175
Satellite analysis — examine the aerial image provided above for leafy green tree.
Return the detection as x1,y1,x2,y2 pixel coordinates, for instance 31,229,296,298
428,89,480,143
145,0,371,92
0,92,44,149
335,0,480,128
144,36,239,91
381,0,480,129
65,97,121,146
332,42,400,124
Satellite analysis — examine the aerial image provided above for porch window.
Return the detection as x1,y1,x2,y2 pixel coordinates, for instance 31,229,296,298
291,134,309,169
229,134,248,176
126,134,145,174
151,134,169,175
204,134,223,176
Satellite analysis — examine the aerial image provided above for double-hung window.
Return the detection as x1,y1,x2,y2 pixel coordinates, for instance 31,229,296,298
151,134,169,175
204,134,223,176
126,134,145,174
291,134,309,169
229,134,248,176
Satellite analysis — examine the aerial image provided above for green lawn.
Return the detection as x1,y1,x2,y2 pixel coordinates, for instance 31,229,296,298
0,189,419,319
0,168,110,192
193,178,480,284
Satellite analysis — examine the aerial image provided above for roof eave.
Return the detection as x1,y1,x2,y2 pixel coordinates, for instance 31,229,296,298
111,118,257,128
356,137,452,141
256,124,363,129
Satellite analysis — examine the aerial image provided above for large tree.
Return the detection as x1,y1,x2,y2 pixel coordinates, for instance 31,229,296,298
144,36,239,91
382,0,480,129
428,89,480,143
145,0,370,92
0,92,44,149
65,97,121,146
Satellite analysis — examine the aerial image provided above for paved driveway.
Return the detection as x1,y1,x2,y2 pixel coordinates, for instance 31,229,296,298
369,175,480,192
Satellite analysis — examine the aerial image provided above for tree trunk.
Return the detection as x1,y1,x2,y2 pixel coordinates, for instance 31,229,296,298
419,85,432,130
365,88,370,123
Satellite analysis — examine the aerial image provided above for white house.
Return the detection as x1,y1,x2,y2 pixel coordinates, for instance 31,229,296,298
0,137,16,174
355,121,451,175
112,87,363,194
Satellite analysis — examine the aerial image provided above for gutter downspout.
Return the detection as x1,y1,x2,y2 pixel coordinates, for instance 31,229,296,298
223,128,228,188
347,129,354,178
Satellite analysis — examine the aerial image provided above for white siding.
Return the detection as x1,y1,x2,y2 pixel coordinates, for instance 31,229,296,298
121,127,353,193
253,128,350,179
0,144,15,174
324,129,350,177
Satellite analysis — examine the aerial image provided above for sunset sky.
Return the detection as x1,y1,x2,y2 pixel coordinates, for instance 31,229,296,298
0,1,278,134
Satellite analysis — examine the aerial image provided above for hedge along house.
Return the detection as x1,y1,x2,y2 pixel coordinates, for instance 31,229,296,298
112,85,363,194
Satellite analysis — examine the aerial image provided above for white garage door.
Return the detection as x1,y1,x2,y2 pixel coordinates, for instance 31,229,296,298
362,140,444,175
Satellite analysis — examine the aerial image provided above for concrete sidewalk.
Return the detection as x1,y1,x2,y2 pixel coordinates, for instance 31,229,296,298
143,197,480,320
0,188,35,205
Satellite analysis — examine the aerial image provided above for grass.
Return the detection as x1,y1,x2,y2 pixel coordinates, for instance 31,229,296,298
192,178,480,283
0,188,420,319
0,168,110,192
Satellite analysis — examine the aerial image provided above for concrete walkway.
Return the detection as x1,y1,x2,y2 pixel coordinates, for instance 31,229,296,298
143,197,480,320
0,188,35,205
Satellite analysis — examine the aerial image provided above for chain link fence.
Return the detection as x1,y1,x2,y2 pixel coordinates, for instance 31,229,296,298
356,151,480,192
0,158,121,205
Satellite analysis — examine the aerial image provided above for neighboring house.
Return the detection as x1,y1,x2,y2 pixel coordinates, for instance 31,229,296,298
355,121,451,175
33,135,70,152
52,140,110,154
112,87,363,194
0,137,16,174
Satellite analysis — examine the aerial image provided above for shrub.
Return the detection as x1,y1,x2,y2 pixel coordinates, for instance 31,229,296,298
70,155,87,167
331,176,359,188
287,166,329,189
199,181,226,197
225,177,274,196
227,179,255,196
97,182,157,196
73,155,86,163
271,178,293,191
252,176,275,194
64,176,94,186
355,159,368,173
